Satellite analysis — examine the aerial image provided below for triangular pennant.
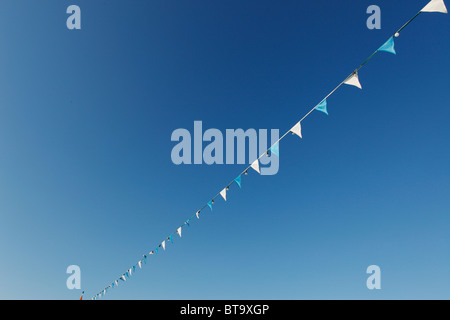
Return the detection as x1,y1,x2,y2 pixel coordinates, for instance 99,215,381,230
169,234,173,243
177,227,182,238
138,260,142,269
234,175,242,188
161,240,166,250
196,210,200,219
250,159,260,174
344,72,362,89
378,37,396,55
270,142,279,157
315,99,328,115
220,188,227,201
207,200,213,211
290,122,302,138
421,0,447,13
155,247,159,255
185,219,190,226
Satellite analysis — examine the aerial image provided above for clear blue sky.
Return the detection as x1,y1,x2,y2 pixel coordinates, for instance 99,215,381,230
0,0,449,300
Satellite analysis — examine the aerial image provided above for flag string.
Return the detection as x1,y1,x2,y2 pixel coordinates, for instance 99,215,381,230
90,0,447,300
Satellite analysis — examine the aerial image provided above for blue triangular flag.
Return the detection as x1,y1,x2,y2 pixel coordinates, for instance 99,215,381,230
207,200,213,211
234,175,242,188
378,37,396,55
185,219,190,226
315,99,328,115
132,265,136,273
270,142,279,157
169,235,173,244
155,247,159,255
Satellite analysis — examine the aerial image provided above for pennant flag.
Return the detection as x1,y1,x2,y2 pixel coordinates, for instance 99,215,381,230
315,99,328,115
80,291,84,300
378,37,396,55
115,280,118,286
344,72,362,89
120,275,126,282
421,0,447,13
185,219,190,226
220,188,227,201
196,210,200,219
155,247,159,255
132,265,136,273
169,235,173,244
177,227,182,238
138,260,142,269
162,240,166,250
207,200,213,211
270,142,279,157
290,122,302,138
234,175,242,188
251,159,260,174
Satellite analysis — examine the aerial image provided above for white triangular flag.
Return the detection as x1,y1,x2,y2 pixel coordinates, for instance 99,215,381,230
421,0,447,13
220,188,227,201
161,240,166,250
250,159,260,174
138,260,142,269
196,211,200,219
115,280,118,286
344,72,362,89
177,227,182,237
290,122,302,138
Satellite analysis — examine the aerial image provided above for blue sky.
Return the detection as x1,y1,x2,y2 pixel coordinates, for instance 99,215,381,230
0,0,449,300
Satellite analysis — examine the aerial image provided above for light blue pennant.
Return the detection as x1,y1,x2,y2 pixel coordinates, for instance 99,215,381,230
234,175,242,188
270,142,279,157
378,36,396,55
315,99,328,115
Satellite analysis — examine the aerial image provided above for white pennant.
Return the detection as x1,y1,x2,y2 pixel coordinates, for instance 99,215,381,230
177,227,182,237
220,188,227,201
344,72,362,89
161,240,166,250
290,122,302,138
421,0,448,13
250,159,260,174
196,211,200,219
138,260,142,269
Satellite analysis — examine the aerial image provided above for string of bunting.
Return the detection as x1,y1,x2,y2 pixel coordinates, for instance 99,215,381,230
91,0,447,300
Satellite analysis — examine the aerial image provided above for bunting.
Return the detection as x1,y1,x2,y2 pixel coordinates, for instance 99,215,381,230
250,159,260,174
315,99,328,115
90,1,448,300
220,188,227,201
344,71,363,89
234,175,242,188
378,36,396,55
290,122,302,138
421,0,447,13
270,142,279,157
